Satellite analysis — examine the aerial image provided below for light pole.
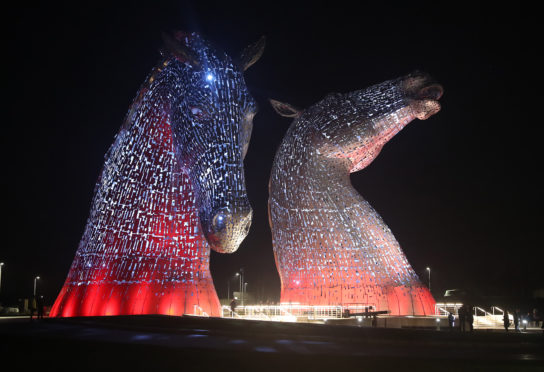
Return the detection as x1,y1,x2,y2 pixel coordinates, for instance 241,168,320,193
426,267,431,292
0,262,4,294
239,269,244,306
235,272,241,300
227,273,238,301
33,276,40,297
244,282,248,305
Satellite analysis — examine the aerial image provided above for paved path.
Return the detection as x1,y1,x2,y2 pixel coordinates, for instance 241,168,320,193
1,315,542,371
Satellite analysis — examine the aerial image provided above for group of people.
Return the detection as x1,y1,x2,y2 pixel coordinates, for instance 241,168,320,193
503,309,542,332
448,304,474,332
29,295,45,321
447,306,543,333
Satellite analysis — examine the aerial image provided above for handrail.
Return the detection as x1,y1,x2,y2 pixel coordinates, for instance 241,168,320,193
219,303,517,328
193,305,209,317
491,306,504,316
474,306,490,317
221,305,242,318
437,307,449,315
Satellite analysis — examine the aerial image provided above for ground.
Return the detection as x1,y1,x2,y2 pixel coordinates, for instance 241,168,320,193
1,315,542,371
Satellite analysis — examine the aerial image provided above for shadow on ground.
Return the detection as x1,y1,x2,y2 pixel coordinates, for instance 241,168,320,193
1,315,542,371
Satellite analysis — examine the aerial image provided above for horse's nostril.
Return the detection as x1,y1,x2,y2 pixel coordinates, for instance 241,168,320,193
243,217,252,235
418,84,444,100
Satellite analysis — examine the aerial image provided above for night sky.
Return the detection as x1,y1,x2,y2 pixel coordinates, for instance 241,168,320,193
3,2,542,306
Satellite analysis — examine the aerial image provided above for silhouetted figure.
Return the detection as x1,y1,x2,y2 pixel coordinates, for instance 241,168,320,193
514,310,520,332
523,312,530,331
532,308,539,328
467,306,474,332
230,299,237,314
29,296,37,322
448,312,454,331
37,296,44,319
503,310,510,332
458,305,466,332
372,315,378,328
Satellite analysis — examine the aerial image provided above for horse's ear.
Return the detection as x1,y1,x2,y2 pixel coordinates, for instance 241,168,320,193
240,36,265,71
270,99,301,118
161,31,200,66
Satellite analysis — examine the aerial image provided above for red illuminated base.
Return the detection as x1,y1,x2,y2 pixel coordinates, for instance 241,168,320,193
49,279,221,317
280,284,435,316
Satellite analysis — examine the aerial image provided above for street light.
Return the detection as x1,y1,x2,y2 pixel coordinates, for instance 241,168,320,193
227,273,239,301
426,267,431,292
244,282,248,306
238,269,244,306
33,276,40,297
0,262,4,294
235,272,241,296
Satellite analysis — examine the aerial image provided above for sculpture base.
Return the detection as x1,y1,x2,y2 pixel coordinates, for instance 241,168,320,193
280,284,435,316
50,280,221,317
386,285,435,316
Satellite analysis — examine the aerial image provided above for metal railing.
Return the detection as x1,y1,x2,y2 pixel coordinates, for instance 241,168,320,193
435,303,515,329
220,303,517,329
192,305,209,317
472,306,502,328
434,302,463,316
222,304,345,321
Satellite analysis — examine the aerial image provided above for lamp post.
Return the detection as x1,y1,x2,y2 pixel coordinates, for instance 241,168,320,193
0,262,4,294
426,267,431,292
235,272,241,299
244,282,248,305
33,276,40,297
227,273,239,301
239,269,244,306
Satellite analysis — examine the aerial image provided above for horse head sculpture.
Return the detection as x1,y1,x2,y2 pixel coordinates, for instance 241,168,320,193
163,32,263,253
269,71,442,315
50,32,264,317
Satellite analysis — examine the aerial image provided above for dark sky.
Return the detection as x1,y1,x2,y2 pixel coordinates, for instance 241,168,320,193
3,1,542,306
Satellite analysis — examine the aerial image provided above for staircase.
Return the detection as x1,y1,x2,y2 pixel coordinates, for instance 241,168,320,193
435,303,512,329
472,306,509,329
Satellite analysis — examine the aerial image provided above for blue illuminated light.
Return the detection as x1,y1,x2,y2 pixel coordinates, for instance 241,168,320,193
206,73,214,81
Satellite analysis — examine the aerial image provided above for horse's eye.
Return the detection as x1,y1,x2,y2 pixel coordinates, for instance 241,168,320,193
190,107,208,119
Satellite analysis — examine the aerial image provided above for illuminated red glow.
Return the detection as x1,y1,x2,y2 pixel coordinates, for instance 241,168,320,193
50,97,221,317
279,279,435,315
51,282,220,317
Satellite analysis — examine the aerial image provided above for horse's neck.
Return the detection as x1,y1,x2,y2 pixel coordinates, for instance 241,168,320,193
271,137,419,286
272,149,355,210
89,71,201,243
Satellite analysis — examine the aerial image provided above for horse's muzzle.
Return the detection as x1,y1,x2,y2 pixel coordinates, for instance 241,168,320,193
204,207,253,253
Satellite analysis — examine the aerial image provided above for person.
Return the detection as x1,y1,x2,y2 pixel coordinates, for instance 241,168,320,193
37,296,44,320
503,310,510,332
532,308,539,328
458,305,466,332
513,310,520,332
523,312,530,331
229,298,237,314
467,306,474,332
372,314,377,328
29,296,37,322
448,312,455,331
